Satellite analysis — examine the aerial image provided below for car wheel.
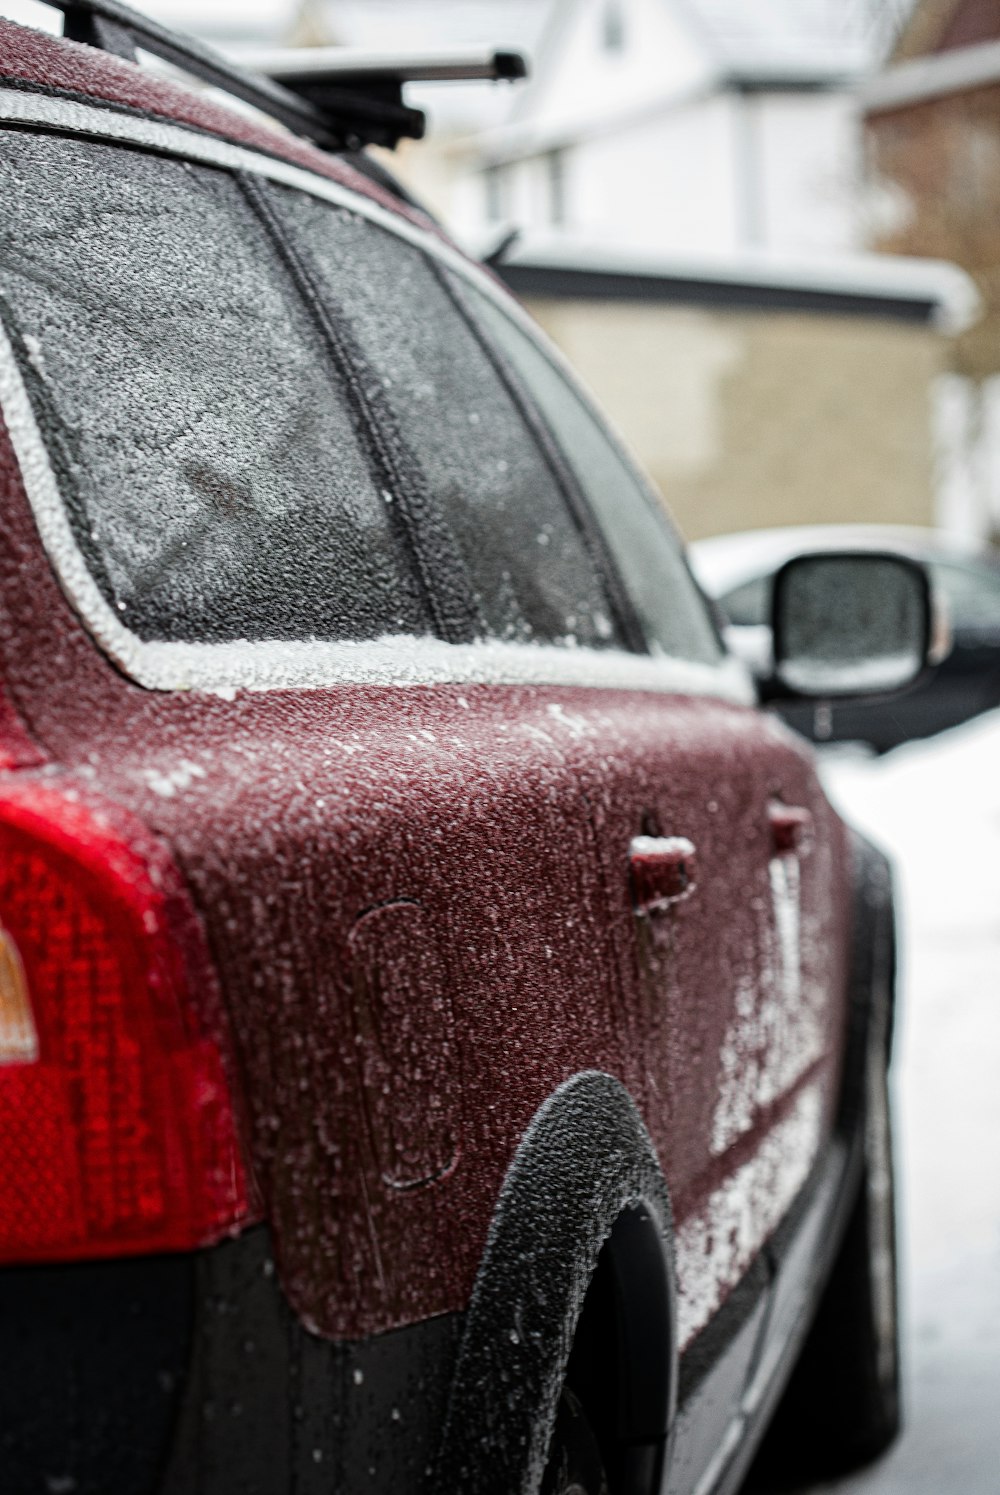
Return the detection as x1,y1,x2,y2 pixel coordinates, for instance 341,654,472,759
541,1389,610,1495
750,1041,901,1482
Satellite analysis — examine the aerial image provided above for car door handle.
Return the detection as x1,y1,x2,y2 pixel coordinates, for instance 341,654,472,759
629,835,697,913
769,803,813,856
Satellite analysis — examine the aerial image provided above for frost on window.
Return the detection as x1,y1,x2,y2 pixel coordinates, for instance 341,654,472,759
465,290,723,666
271,185,621,651
0,132,430,645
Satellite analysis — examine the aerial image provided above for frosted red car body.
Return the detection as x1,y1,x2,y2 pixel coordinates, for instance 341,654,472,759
0,14,853,1361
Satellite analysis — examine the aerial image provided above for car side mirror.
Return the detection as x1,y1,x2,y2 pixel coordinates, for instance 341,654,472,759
771,551,932,698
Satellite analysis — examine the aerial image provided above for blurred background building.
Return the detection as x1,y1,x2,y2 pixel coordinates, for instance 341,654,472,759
861,0,1000,547
3,0,993,543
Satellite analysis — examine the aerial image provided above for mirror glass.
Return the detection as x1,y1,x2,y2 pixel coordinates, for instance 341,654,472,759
774,553,928,697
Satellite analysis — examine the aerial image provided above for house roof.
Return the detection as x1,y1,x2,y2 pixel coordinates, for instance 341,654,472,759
861,35,1000,112
474,0,906,164
318,0,551,56
7,0,552,57
308,0,547,129
680,0,889,83
492,231,981,331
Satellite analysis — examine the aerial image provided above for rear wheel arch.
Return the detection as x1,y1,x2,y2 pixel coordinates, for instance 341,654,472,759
430,1071,677,1495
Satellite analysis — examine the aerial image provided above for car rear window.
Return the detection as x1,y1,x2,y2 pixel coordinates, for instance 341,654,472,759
0,131,431,645
268,185,624,652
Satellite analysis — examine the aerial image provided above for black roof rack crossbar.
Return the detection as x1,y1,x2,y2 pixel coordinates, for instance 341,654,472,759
244,46,528,149
245,46,528,88
38,0,450,148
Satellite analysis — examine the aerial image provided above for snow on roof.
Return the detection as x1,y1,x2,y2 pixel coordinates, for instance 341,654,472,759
684,0,888,80
126,0,295,46
317,0,550,56
3,0,549,65
297,2,544,130
860,36,1000,113
493,232,981,333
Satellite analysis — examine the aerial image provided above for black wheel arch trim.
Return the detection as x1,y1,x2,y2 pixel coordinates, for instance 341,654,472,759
838,829,897,1141
429,1070,678,1495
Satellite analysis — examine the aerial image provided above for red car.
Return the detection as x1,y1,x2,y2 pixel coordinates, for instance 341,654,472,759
0,7,926,1493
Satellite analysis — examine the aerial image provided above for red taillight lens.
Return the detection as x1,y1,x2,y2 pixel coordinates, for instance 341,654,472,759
0,783,255,1262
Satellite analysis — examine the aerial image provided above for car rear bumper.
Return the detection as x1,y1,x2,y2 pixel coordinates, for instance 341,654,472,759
0,1225,461,1495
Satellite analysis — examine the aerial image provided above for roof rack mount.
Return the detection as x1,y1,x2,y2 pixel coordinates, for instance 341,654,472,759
37,0,527,151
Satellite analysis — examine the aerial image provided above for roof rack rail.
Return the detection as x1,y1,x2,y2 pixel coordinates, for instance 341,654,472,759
242,45,528,89
37,0,527,151
241,45,528,149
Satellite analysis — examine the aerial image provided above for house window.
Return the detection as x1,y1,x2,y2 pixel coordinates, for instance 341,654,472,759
602,0,625,52
547,149,567,226
484,164,506,223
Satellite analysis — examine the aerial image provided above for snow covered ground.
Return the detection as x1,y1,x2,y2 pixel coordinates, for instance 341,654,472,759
790,710,1000,1492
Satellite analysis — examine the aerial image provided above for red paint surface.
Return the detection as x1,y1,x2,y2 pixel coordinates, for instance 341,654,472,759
0,408,851,1337
0,27,854,1340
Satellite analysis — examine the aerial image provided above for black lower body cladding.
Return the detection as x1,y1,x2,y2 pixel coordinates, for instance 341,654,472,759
0,1228,461,1495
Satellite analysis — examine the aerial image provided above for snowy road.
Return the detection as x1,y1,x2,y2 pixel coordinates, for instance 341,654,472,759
767,712,1000,1493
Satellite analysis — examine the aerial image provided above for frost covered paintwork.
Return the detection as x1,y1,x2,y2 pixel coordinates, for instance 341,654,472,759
0,411,850,1344
0,13,853,1365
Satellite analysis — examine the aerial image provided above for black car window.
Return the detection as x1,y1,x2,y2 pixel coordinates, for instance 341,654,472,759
930,560,1000,631
462,289,722,665
269,185,623,652
0,132,431,645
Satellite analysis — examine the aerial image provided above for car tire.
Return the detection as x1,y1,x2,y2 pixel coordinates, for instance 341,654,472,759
541,1389,610,1495
751,1043,901,1483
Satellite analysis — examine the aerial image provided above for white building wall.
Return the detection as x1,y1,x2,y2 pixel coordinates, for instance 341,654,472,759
747,91,862,253
516,0,714,137
444,0,873,261
455,85,863,258
567,93,740,250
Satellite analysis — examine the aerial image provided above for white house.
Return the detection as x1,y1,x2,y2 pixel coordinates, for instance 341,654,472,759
0,0,903,257
449,0,898,254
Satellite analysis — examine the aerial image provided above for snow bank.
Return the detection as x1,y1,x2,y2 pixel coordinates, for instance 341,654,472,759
820,708,1000,942
813,710,1000,1493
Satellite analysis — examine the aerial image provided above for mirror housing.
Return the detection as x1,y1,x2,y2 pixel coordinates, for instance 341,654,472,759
771,551,932,699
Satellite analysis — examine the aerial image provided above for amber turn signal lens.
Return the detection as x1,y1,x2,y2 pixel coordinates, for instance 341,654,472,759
0,921,38,1065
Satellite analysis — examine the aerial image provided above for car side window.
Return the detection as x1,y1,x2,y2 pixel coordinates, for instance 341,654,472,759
461,289,723,665
0,132,431,645
269,185,624,652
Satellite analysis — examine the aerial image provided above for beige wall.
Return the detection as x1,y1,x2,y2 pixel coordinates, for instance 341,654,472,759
522,297,942,541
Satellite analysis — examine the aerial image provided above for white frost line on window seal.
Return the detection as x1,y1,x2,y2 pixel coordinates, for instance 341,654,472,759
0,92,751,702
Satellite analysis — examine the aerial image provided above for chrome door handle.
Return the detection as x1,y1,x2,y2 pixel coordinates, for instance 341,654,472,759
629,835,697,914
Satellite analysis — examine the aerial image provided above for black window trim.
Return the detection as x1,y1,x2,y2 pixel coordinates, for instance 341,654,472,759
235,170,484,647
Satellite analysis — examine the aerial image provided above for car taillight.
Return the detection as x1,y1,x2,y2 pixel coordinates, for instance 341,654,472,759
0,781,255,1262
